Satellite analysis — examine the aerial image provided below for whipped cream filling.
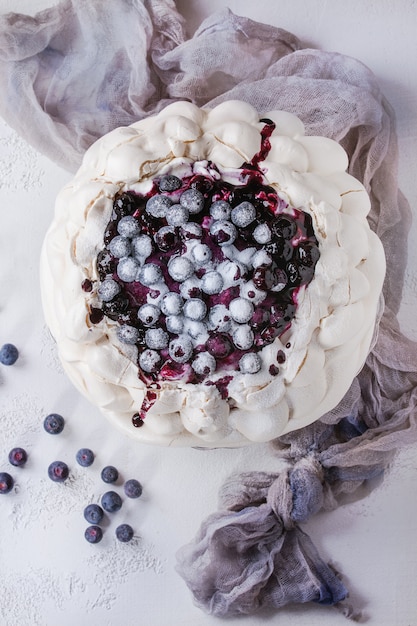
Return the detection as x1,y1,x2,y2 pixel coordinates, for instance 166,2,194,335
40,101,386,447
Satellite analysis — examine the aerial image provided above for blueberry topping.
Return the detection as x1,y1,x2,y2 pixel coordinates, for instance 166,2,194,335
165,315,184,334
8,447,28,467
117,215,141,238
168,257,194,282
183,298,207,321
139,349,161,373
0,343,19,366
98,279,121,302
210,200,231,221
229,297,254,323
232,324,254,350
239,353,261,374
206,334,232,359
101,465,119,484
169,335,193,363
84,503,104,524
209,304,232,332
191,243,212,265
101,490,122,513
179,188,205,214
131,234,153,259
154,226,179,251
137,303,160,327
159,174,182,192
124,478,143,498
0,472,14,494
114,192,137,218
115,523,134,543
200,271,224,295
209,220,237,246
252,223,272,244
145,327,169,350
166,204,189,227
181,222,202,239
161,292,183,316
231,201,256,227
117,325,140,345
48,461,69,482
108,235,131,258
85,525,103,544
192,352,216,376
117,257,140,283
76,448,95,467
146,194,172,218
43,413,65,435
137,263,163,286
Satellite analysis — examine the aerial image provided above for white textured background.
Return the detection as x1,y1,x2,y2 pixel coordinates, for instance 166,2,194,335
0,2,416,626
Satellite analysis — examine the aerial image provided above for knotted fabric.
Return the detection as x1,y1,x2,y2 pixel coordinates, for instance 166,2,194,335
1,0,416,619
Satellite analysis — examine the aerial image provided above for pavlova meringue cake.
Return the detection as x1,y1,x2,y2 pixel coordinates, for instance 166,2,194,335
40,101,385,447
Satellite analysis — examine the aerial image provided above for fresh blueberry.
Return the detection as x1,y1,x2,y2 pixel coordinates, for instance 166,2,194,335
124,479,143,499
182,298,207,321
154,226,179,252
179,188,205,214
117,216,141,238
84,503,104,524
113,192,137,217
239,353,262,374
108,235,132,258
43,413,65,435
161,292,183,316
192,352,216,376
76,448,95,467
200,271,223,295
48,461,69,482
191,243,212,265
208,304,232,332
101,490,122,513
0,343,19,366
137,263,163,286
115,523,134,543
158,174,182,192
85,525,103,544
271,215,297,239
165,315,184,334
206,334,233,359
232,324,254,350
131,234,153,259
229,297,254,323
8,447,28,467
101,466,119,483
146,194,172,218
0,472,14,494
252,222,272,244
181,222,202,240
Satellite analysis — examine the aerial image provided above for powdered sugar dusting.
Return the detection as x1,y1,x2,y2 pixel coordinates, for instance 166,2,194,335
0,119,45,191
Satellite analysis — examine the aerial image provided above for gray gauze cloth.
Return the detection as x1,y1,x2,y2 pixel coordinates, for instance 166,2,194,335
1,0,416,619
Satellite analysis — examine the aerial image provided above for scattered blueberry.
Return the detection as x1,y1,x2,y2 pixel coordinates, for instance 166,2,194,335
239,353,262,374
8,447,28,467
101,491,122,513
124,479,143,499
48,461,69,482
115,523,134,543
85,525,103,544
84,503,104,524
76,448,95,467
43,413,65,435
0,343,19,366
101,466,119,484
0,472,14,494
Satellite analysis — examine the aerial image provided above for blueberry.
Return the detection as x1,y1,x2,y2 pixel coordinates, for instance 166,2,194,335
165,315,184,334
159,174,182,192
252,223,272,244
229,297,254,323
0,472,14,494
145,328,169,350
154,226,179,252
253,266,279,291
101,490,122,513
98,278,121,302
239,353,261,374
48,461,69,482
192,352,216,376
131,234,153,259
137,263,163,286
101,465,119,484
0,343,19,366
108,235,131,258
206,334,233,359
181,222,202,240
209,220,237,246
179,188,205,214
210,200,231,221
191,243,212,265
76,448,95,467
168,257,195,282
271,216,297,239
43,413,65,435
8,447,28,467
231,201,256,228
117,216,141,238
138,304,160,327
161,292,183,316
232,324,254,350
182,298,207,322
166,204,189,227
139,349,162,373
146,194,172,218
208,304,232,332
85,525,103,544
115,523,134,543
116,257,140,283
117,325,140,345
84,503,104,524
124,479,143,499
113,192,137,218
168,335,193,363
252,250,272,268
200,271,224,295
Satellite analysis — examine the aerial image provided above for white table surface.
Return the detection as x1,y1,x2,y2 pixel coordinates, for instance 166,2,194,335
0,2,416,625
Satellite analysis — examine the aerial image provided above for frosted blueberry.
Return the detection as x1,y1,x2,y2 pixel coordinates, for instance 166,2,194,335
109,235,131,258
200,271,224,295
131,234,153,259
161,292,183,316
231,201,256,228
145,328,169,350
252,223,272,244
166,204,189,227
169,335,193,363
0,343,19,366
252,249,273,268
117,325,140,345
179,188,205,214
168,256,194,282
217,260,247,286
183,298,207,321
138,303,160,326
159,174,182,192
139,349,161,373
208,304,232,332
181,222,202,240
192,352,216,376
232,324,254,350
146,194,172,218
229,297,254,323
210,220,237,246
117,257,140,283
98,278,121,302
239,352,262,374
185,320,208,341
154,226,178,251
180,276,201,300
210,200,231,221
117,215,141,238
191,243,212,265
240,280,267,305
137,263,163,286
166,315,184,334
